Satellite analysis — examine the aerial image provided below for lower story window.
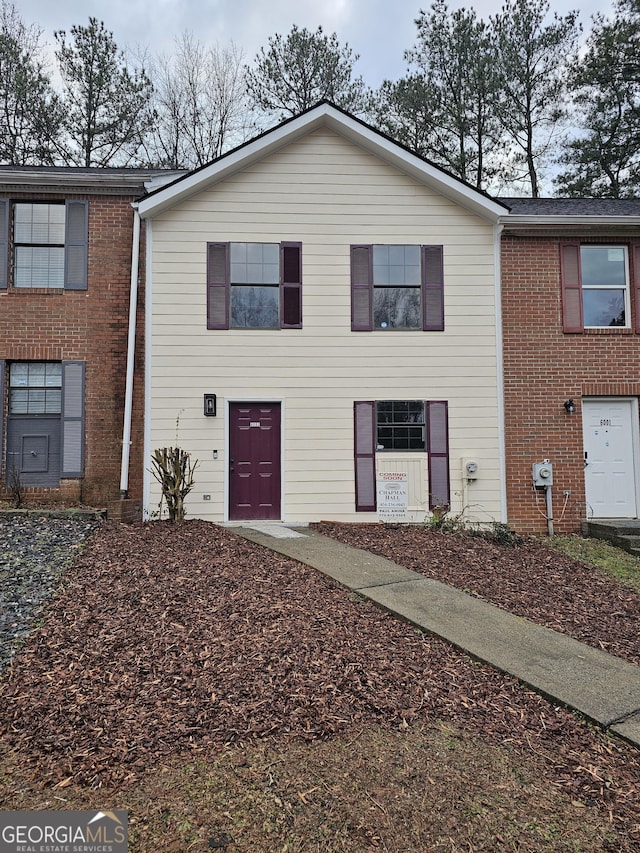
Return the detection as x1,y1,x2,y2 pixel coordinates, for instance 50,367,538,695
9,362,62,414
376,401,425,450
3,360,85,487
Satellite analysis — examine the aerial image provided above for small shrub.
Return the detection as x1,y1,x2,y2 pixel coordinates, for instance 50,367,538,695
151,447,198,522
427,503,465,534
8,466,24,508
471,521,523,547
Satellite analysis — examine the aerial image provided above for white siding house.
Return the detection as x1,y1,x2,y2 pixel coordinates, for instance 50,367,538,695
137,103,507,525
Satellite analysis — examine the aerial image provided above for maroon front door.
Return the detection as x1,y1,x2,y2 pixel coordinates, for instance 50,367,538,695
229,402,281,520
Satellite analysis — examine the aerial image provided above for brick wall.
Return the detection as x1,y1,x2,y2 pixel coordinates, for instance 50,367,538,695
0,191,146,514
501,231,640,534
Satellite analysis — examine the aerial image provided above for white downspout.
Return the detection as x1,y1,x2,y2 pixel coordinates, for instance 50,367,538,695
494,221,508,523
119,205,141,497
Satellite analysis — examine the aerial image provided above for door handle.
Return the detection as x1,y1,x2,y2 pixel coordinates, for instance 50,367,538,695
584,451,588,468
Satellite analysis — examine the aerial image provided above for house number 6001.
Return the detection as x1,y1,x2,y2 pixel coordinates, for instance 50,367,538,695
600,419,612,426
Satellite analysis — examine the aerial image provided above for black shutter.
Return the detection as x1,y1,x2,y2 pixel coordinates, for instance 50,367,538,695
281,242,302,328
560,243,584,333
426,400,450,509
61,361,85,477
351,245,373,331
0,199,8,289
354,401,377,511
422,245,444,331
207,242,229,329
64,200,88,290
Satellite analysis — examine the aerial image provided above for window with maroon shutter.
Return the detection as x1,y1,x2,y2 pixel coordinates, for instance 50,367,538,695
426,400,450,509
351,243,444,331
208,241,302,329
561,243,631,331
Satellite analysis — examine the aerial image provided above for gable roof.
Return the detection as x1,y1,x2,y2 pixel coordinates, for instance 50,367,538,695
136,101,508,223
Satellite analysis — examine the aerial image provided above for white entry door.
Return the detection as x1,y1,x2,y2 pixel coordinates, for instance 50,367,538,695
582,398,639,518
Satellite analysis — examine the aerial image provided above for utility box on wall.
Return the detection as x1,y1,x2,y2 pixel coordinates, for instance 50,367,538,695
532,461,553,487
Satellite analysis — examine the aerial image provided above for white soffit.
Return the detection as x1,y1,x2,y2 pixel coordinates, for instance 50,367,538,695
136,103,508,223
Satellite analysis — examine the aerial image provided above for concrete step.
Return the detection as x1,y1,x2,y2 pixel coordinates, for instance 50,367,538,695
582,520,640,556
584,520,640,538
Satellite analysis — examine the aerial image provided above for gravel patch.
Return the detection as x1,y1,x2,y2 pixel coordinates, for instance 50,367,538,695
0,513,100,672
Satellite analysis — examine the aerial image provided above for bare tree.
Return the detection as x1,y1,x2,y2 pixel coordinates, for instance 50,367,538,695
144,33,254,169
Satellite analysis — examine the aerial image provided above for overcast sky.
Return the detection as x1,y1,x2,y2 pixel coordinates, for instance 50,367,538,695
19,0,614,88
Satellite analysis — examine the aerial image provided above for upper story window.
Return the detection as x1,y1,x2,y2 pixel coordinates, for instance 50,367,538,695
351,244,444,331
14,203,66,288
207,241,302,330
0,199,88,292
230,242,280,328
581,246,628,327
561,243,631,331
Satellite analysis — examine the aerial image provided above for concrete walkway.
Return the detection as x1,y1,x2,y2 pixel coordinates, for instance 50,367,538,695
233,524,640,749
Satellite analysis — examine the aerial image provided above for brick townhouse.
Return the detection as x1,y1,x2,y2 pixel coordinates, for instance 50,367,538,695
500,198,640,535
0,166,177,518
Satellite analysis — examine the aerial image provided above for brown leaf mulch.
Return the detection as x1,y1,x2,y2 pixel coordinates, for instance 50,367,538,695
315,521,640,666
0,520,639,845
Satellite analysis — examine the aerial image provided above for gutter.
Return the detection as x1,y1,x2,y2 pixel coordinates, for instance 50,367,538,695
119,205,141,497
501,215,640,230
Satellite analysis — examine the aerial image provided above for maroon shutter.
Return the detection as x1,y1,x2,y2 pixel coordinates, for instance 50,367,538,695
632,243,640,333
64,200,88,290
351,245,373,331
426,400,450,509
422,245,444,331
560,243,584,333
281,242,302,328
354,401,377,511
207,242,229,330
0,199,8,289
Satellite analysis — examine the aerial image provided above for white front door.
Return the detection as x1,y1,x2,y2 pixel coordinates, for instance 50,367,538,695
582,398,639,518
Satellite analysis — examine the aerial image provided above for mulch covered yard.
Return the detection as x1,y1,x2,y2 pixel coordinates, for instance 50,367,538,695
314,521,640,666
1,519,639,845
